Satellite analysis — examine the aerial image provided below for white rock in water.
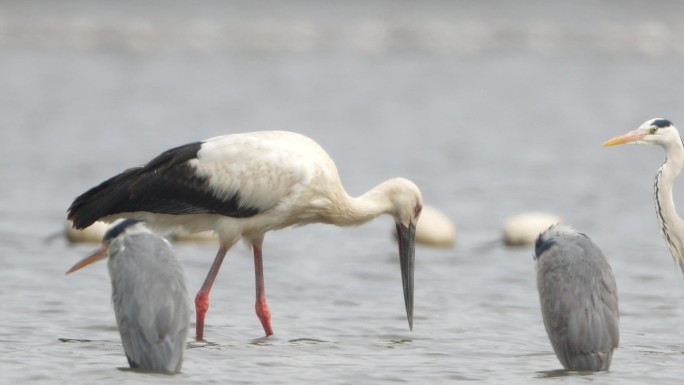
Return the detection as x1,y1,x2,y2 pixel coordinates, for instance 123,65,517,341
172,231,218,242
65,220,110,243
503,213,561,246
399,204,456,247
66,219,218,243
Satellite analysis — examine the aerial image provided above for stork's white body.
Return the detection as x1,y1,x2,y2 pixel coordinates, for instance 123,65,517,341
107,132,399,241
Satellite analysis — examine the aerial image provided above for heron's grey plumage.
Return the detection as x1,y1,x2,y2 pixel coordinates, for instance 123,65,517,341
105,220,191,373
534,224,619,371
653,148,684,274
67,219,191,373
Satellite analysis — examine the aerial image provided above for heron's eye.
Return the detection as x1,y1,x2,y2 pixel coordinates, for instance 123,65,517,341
414,204,422,218
650,127,658,134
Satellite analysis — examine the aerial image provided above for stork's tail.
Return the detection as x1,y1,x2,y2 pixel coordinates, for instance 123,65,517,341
67,168,141,229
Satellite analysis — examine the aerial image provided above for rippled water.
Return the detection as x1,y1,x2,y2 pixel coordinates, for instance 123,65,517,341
2,1,684,384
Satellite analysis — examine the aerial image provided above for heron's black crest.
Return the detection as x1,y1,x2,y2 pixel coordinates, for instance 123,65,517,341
68,141,261,229
103,219,142,242
534,236,555,260
534,224,576,259
652,119,672,128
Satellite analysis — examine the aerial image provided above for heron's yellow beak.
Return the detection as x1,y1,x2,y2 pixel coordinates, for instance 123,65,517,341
602,129,647,147
66,243,109,274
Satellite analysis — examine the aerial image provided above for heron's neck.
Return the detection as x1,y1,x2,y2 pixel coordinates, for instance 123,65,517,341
654,141,684,271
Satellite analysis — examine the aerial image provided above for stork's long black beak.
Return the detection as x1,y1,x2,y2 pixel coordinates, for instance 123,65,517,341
396,221,416,331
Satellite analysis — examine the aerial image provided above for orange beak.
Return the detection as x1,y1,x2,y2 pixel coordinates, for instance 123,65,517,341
603,129,647,147
65,243,110,274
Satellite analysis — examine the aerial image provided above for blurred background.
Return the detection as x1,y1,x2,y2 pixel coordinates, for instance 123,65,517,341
2,1,684,384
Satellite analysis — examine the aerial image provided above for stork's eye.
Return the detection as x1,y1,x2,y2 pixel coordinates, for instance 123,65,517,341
650,127,658,134
414,204,422,218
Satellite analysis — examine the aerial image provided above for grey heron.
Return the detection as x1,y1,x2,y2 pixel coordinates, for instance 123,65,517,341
604,118,684,273
534,224,619,371
67,130,422,340
66,219,191,374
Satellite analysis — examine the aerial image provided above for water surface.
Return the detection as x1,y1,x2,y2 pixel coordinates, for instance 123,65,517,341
2,1,684,384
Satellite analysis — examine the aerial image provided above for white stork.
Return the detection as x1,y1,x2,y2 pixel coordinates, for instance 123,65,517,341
67,130,423,341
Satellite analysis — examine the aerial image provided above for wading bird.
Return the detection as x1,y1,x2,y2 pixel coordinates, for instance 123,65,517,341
534,224,619,371
603,118,684,273
67,219,191,373
67,130,422,340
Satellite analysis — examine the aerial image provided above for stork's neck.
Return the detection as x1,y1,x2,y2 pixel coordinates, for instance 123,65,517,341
326,182,396,227
654,139,684,269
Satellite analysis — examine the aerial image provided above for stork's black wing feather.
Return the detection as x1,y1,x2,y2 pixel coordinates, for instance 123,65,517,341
67,141,261,229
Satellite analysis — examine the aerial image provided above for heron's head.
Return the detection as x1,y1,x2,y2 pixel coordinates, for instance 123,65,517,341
603,118,680,148
101,218,145,242
534,224,574,260
66,219,148,274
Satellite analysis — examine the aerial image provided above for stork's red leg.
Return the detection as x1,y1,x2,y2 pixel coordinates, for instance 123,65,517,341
194,245,228,341
253,244,273,336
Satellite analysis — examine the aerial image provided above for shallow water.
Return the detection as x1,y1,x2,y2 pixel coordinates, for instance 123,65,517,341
2,1,684,384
